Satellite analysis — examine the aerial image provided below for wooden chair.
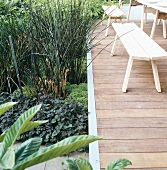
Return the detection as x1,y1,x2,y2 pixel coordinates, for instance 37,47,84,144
102,5,125,36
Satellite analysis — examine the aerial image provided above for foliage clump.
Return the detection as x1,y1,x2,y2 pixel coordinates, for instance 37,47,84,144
66,83,88,108
0,92,88,147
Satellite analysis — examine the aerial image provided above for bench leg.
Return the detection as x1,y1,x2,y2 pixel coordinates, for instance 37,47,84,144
144,12,147,24
141,5,146,30
150,10,159,39
157,19,161,25
105,17,111,36
111,34,118,56
122,56,133,92
127,3,132,22
101,12,106,25
163,20,166,39
151,60,161,92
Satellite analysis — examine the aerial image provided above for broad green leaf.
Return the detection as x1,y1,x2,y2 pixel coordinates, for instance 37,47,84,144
0,104,42,159
13,135,101,170
0,132,6,142
0,120,47,143
15,137,42,165
22,120,48,134
63,158,78,170
0,102,17,117
105,159,132,170
76,157,93,170
0,148,15,169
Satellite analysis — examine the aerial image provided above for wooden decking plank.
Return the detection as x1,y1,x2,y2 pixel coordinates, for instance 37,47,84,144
94,77,167,83
99,139,167,152
94,88,167,95
95,95,167,101
100,153,167,169
96,109,167,118
98,128,167,139
96,101,167,109
97,118,167,128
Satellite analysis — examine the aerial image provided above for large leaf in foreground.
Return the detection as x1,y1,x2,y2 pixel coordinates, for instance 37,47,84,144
0,148,15,169
13,135,101,170
0,120,48,143
0,132,6,142
22,120,48,133
105,159,132,170
0,104,41,159
63,158,78,170
64,157,93,170
76,157,93,170
0,102,17,116
15,137,42,165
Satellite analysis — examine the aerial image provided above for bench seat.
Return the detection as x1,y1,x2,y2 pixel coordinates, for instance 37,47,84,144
111,23,167,92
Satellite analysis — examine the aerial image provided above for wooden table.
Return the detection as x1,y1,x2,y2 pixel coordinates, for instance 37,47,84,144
136,0,167,38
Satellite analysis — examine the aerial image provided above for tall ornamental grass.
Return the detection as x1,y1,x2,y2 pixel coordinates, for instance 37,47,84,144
0,0,108,97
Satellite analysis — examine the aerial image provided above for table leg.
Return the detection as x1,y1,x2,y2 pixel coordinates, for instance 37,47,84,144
150,10,159,39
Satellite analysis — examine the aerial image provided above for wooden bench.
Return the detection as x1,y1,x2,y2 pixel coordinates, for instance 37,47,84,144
102,5,125,36
111,23,167,92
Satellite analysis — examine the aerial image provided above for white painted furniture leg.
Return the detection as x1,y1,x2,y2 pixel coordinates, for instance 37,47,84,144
122,56,133,92
157,19,161,25
141,5,146,30
119,0,123,6
151,60,161,92
144,12,147,24
111,34,118,56
150,10,159,39
163,20,166,39
101,12,106,25
105,17,111,36
127,0,132,22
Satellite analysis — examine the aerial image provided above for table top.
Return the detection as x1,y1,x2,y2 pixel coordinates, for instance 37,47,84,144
136,0,167,13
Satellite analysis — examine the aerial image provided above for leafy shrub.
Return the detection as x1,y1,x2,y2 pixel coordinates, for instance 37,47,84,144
66,83,88,108
0,92,88,147
0,102,100,170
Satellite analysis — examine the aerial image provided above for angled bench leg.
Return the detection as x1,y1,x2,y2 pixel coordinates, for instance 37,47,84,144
150,10,159,39
141,5,146,30
122,56,133,92
163,20,166,38
151,60,161,92
105,17,111,36
127,0,132,22
111,34,118,56
101,12,106,25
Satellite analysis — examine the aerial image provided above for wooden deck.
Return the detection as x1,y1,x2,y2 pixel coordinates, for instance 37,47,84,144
91,20,167,169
